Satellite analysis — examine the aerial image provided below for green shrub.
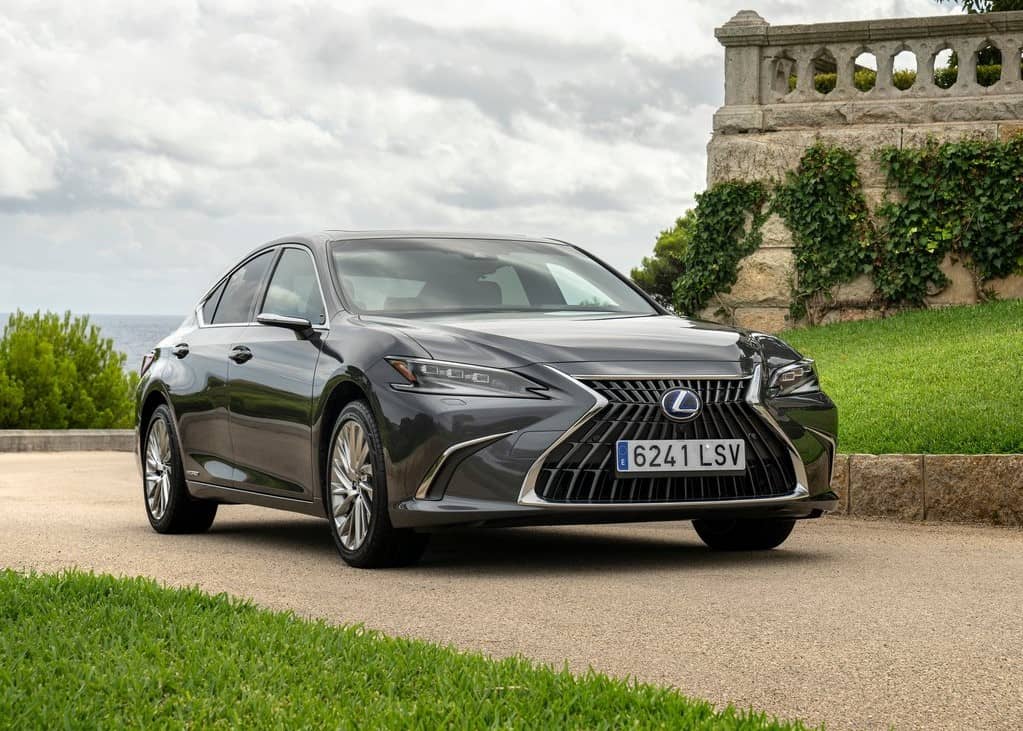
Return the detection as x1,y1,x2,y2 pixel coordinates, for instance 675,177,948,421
631,210,696,307
0,311,138,429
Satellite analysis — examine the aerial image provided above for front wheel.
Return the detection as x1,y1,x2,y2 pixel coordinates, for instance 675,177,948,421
325,401,429,568
692,518,795,551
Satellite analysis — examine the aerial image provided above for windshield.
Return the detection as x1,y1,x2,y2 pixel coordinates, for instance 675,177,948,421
330,238,658,317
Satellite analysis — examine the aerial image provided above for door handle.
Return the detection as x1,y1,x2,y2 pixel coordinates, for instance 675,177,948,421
229,346,253,364
172,343,189,359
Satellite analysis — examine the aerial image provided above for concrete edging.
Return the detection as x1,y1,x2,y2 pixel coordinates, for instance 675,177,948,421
0,430,136,453
832,453,1023,527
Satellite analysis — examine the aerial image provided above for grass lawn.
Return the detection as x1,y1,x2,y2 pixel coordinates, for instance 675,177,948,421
783,299,1023,454
0,570,813,730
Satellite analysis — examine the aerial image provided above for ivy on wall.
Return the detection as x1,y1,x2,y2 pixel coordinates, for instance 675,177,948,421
875,137,1023,303
660,136,1023,322
671,181,768,316
773,144,874,320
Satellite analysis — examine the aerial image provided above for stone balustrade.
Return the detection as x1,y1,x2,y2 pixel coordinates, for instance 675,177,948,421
715,9,1023,133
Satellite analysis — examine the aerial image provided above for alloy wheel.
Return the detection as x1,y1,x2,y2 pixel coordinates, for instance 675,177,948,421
330,419,375,550
144,419,173,521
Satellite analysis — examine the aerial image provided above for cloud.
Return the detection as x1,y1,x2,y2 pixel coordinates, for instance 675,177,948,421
0,0,946,314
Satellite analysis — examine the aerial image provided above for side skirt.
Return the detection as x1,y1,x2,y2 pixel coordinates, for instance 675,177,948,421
186,480,327,519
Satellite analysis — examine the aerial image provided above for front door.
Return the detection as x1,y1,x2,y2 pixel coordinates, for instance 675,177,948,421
227,246,328,499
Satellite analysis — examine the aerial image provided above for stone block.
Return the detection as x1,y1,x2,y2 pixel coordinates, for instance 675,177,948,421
848,454,924,520
731,306,789,333
830,274,876,304
817,307,883,325
719,248,794,307
901,123,999,148
924,455,1023,527
831,453,850,515
998,122,1023,142
760,213,793,248
926,254,978,306
812,127,902,188
987,272,1023,299
707,132,808,184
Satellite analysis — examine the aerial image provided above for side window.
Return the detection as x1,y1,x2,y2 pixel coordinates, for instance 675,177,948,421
261,248,327,325
212,251,274,325
201,280,226,324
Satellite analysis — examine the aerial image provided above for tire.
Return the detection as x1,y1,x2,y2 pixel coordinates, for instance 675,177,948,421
143,405,217,534
325,401,429,568
692,518,796,551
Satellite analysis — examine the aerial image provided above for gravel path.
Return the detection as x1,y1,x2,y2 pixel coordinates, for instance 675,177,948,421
2,452,1020,730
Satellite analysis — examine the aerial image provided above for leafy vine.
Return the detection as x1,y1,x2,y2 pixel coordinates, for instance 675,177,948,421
671,181,769,316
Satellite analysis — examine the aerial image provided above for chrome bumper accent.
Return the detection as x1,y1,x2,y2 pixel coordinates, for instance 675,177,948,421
416,431,516,500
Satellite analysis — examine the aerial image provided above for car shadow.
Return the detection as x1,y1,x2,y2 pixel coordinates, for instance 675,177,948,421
205,515,826,575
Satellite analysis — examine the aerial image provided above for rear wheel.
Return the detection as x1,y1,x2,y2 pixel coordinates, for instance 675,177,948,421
325,401,429,568
143,405,217,534
692,518,795,551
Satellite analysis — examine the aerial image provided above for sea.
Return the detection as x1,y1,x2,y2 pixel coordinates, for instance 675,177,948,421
1,313,185,373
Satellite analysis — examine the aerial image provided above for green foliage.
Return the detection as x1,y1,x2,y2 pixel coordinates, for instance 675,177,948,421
672,182,769,316
875,136,1023,304
0,570,816,730
785,300,1023,454
0,311,137,429
937,0,1023,12
631,209,696,306
797,63,1018,94
774,144,874,321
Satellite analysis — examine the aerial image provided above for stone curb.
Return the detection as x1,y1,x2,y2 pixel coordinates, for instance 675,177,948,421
831,453,1023,527
0,430,136,453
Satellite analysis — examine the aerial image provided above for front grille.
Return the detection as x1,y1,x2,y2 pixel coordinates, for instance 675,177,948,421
535,378,797,504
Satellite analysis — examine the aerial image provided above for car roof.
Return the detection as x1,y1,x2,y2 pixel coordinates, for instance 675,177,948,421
324,230,568,245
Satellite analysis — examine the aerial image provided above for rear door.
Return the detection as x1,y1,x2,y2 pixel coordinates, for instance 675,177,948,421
174,250,275,486
227,246,328,499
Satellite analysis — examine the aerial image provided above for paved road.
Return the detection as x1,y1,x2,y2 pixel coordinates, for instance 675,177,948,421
2,452,1021,730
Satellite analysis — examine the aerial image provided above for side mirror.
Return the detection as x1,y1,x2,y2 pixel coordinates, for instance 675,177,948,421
257,312,314,333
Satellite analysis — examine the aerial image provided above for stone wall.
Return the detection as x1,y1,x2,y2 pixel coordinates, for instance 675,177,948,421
706,9,1023,332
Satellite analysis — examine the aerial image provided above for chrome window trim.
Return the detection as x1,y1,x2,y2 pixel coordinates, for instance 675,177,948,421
517,365,810,508
415,431,517,500
195,244,331,332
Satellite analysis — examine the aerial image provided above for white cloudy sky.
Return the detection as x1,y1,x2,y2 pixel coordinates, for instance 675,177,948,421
1,0,947,315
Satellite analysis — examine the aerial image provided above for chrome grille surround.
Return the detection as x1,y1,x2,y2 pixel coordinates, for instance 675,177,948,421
517,366,810,508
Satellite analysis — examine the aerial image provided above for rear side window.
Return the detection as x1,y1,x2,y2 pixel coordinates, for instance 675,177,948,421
201,280,226,324
261,248,327,325
211,251,274,325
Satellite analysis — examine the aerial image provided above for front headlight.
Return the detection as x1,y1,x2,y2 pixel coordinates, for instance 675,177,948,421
767,358,820,396
386,357,548,398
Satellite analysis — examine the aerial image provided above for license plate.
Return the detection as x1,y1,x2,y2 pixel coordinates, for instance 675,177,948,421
615,439,746,476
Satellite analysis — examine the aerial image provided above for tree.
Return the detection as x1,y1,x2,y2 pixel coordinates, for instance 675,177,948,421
630,209,697,307
937,0,1023,11
0,311,138,428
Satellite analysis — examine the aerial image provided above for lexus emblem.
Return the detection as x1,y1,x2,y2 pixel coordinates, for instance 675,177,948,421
660,387,702,422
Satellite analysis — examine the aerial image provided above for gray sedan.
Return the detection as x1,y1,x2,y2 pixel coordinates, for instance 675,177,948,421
136,232,838,567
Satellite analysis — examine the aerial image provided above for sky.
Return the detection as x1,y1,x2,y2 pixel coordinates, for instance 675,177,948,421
1,0,947,315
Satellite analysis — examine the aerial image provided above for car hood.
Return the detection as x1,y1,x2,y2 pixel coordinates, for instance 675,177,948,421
363,313,760,371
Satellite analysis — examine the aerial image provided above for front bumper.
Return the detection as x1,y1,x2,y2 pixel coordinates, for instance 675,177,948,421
375,362,838,529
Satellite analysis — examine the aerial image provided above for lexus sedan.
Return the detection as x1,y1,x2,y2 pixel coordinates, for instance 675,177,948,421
136,231,838,567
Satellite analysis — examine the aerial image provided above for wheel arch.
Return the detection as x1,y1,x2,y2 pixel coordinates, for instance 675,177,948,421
316,377,373,504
